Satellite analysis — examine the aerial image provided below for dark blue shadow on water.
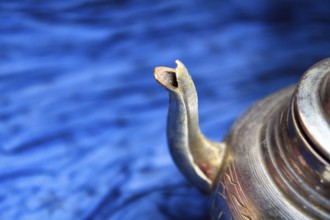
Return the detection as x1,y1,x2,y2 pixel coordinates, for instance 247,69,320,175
0,0,330,219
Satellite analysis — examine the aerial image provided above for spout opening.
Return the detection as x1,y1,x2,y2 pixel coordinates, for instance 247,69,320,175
154,67,178,90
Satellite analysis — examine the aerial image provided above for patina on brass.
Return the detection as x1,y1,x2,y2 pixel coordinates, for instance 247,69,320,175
154,58,330,219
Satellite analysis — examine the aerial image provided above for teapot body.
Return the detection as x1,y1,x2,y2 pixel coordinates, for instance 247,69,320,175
211,86,329,219
154,59,330,220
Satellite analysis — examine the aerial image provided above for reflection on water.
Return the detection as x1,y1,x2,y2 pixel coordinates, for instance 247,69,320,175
0,1,330,219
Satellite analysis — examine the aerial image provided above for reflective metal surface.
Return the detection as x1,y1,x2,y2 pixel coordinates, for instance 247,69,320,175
155,58,330,219
294,59,330,161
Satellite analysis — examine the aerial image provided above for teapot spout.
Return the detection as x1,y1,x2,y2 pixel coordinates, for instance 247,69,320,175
154,60,226,193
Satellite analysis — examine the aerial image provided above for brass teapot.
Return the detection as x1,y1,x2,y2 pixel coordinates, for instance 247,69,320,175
154,58,330,219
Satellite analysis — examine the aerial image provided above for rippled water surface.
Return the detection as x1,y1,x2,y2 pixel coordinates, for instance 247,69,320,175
1,1,330,219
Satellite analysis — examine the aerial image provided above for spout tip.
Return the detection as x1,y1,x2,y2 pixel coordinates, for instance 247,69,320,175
175,59,184,67
175,60,188,74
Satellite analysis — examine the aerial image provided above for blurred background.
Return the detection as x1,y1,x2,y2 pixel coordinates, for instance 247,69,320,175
1,0,330,219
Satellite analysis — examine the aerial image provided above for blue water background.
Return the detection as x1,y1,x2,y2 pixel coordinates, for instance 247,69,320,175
1,1,330,219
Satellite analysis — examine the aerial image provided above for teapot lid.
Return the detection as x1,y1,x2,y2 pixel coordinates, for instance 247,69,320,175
295,58,330,162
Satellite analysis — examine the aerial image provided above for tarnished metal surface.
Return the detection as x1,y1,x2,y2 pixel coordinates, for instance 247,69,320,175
294,59,330,161
156,59,330,219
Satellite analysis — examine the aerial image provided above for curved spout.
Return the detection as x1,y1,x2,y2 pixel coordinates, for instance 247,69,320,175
154,60,226,193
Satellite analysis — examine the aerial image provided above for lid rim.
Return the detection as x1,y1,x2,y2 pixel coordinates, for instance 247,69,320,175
294,58,330,162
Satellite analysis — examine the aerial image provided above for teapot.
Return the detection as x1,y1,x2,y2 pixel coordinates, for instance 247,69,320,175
154,58,330,219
